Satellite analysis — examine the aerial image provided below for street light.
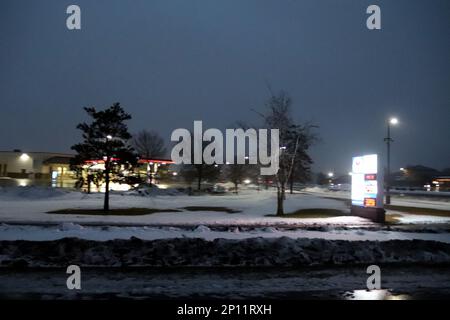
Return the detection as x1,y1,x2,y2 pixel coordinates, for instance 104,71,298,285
327,172,334,185
390,118,398,125
384,117,399,204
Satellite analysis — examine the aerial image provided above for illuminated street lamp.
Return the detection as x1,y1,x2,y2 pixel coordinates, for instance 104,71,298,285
390,118,398,125
384,117,399,204
327,172,334,185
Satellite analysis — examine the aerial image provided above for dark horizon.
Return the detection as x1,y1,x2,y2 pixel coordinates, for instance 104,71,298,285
1,0,449,174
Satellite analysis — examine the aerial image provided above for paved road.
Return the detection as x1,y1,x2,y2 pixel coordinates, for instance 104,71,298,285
1,266,449,300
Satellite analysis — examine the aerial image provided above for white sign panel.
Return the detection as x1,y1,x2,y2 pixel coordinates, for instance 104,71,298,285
351,154,383,208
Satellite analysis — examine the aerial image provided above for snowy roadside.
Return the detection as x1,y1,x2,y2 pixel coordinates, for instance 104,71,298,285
1,237,450,268
1,222,450,243
303,187,450,224
304,187,450,210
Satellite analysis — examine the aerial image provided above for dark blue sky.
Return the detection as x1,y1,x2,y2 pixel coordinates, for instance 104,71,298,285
1,0,449,174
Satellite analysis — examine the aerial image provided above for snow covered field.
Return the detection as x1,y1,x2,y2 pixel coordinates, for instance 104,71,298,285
0,186,364,226
1,186,449,228
0,186,449,246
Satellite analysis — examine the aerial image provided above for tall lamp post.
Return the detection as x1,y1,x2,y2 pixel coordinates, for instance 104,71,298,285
384,117,398,205
328,172,334,183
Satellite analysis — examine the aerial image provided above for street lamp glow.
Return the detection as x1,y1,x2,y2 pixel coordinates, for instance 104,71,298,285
389,118,398,125
106,135,113,140
19,153,30,161
328,172,334,177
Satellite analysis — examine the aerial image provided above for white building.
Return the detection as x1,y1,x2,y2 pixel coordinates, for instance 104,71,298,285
0,150,74,179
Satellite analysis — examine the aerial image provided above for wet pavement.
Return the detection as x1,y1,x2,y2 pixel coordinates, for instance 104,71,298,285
1,266,449,300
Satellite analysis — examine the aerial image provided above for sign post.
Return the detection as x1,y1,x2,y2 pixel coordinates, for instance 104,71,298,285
350,154,385,223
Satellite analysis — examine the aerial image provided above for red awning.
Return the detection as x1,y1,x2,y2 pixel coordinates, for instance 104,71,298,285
84,158,174,165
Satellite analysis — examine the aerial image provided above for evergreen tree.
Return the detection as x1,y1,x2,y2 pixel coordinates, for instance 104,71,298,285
71,103,135,211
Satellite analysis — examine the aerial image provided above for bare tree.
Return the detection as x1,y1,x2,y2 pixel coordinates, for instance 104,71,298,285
132,130,167,158
258,90,317,215
178,137,221,191
132,130,167,184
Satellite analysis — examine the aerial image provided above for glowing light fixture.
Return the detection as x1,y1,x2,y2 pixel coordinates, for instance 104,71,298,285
389,118,398,125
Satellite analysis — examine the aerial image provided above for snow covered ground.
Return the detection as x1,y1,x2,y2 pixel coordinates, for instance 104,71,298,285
1,186,449,227
0,186,366,226
304,187,450,224
0,222,449,243
304,187,450,210
0,186,449,246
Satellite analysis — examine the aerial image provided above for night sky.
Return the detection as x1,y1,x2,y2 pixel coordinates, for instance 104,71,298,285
1,0,449,175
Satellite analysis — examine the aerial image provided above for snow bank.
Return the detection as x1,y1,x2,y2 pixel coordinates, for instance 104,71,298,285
194,225,211,233
0,186,71,200
2,223,449,243
58,222,85,231
1,237,449,268
125,186,182,197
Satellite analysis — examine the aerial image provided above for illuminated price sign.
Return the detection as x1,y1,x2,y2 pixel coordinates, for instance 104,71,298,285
364,198,377,207
351,154,383,208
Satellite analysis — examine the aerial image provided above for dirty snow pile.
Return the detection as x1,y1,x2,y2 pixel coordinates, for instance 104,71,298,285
1,223,450,243
1,237,449,268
